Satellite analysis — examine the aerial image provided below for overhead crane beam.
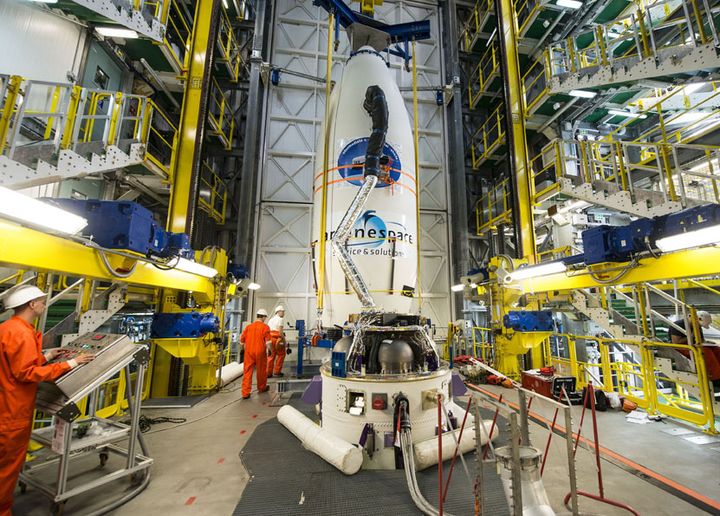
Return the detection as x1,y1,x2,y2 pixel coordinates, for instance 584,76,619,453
515,247,720,294
167,0,221,237
0,220,216,301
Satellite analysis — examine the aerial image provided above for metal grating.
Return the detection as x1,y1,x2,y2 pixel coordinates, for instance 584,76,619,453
233,397,509,515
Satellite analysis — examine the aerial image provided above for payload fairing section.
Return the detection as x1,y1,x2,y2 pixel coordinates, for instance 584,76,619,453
279,7,497,516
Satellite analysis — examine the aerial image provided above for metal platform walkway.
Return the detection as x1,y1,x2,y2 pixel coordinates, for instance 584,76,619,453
233,395,510,515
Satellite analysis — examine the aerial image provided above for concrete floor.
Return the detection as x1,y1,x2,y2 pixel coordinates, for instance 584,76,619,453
12,374,720,515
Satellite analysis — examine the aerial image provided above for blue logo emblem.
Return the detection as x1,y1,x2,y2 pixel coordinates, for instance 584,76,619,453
337,138,402,187
347,210,412,249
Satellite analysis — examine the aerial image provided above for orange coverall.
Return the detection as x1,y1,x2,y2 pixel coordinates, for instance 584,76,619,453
266,331,285,376
240,320,271,397
0,316,71,515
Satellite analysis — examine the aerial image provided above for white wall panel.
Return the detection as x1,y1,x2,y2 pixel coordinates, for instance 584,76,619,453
254,0,452,325
0,1,86,82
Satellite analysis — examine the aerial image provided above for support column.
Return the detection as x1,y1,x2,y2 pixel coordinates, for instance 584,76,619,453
442,0,472,318
167,0,221,237
495,0,536,263
235,0,270,268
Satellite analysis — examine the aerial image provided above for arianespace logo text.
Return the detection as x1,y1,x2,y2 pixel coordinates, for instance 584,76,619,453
325,210,415,256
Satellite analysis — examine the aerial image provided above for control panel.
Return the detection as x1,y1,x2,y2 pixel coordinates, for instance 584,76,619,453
47,333,124,363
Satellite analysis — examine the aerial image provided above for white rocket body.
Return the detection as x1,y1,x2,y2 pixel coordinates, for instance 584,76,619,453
313,48,418,326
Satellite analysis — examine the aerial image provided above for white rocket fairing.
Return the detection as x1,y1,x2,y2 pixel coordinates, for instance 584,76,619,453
313,47,419,326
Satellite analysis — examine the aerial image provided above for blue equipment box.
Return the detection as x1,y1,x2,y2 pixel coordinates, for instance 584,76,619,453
331,351,347,378
504,310,554,332
151,311,219,339
46,199,190,258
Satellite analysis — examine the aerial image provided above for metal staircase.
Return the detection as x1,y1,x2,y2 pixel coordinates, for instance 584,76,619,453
54,0,170,42
0,76,177,190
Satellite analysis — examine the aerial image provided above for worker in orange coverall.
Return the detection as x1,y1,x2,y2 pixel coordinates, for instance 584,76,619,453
241,308,272,399
0,285,94,515
266,305,287,378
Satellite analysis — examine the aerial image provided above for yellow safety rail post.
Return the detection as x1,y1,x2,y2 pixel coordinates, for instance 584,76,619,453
60,85,82,150
317,12,334,315
412,40,422,308
143,99,179,181
0,75,22,155
42,85,63,141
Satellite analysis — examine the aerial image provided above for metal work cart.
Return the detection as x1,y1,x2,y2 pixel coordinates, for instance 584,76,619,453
19,333,153,515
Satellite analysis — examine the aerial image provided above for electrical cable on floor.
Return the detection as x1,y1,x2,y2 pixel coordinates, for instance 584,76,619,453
142,396,245,435
120,415,187,433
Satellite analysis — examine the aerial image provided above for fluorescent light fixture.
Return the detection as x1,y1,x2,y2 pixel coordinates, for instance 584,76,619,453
557,0,583,9
170,257,219,278
683,82,705,94
655,225,720,253
569,89,597,98
451,284,465,292
247,282,261,290
221,0,228,8
0,187,88,234
507,261,567,282
607,109,647,119
28,0,58,3
95,27,139,39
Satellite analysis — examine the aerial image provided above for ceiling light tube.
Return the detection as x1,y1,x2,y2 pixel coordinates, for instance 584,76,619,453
95,27,139,39
507,261,567,282
607,109,647,119
655,224,720,253
557,0,583,9
569,89,597,98
170,257,219,278
451,284,465,292
0,187,88,234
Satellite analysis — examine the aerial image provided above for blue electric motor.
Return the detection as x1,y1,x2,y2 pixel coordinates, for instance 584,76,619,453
581,203,720,265
503,310,554,332
45,199,191,258
151,311,220,339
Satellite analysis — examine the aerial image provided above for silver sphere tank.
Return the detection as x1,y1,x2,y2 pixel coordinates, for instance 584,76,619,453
333,336,352,355
378,339,414,374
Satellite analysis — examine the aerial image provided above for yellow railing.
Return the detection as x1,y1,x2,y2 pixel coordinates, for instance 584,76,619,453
158,0,193,74
467,41,499,109
198,161,228,224
522,50,551,115
547,0,717,78
458,0,495,52
217,6,244,82
207,77,235,150
475,177,512,234
0,75,178,182
544,333,716,432
470,104,506,169
144,99,179,180
527,137,720,207
471,326,494,364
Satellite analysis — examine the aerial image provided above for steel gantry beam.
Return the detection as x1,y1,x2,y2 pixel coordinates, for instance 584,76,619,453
515,247,720,294
167,0,221,237
0,220,216,301
496,0,536,264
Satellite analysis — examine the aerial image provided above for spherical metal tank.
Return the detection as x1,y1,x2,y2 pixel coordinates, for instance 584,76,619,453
313,47,418,326
332,336,353,355
378,339,414,374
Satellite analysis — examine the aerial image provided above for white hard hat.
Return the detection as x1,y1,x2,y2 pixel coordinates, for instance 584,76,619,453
256,308,268,317
4,285,46,309
275,305,285,313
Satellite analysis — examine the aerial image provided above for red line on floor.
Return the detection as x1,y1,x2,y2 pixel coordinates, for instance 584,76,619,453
252,414,258,419
240,429,247,435
185,496,196,506
217,457,225,464
467,384,720,511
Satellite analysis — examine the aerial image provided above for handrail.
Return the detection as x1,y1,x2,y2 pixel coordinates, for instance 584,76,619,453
0,75,178,183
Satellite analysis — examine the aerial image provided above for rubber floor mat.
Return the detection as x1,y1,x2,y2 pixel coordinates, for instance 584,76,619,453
233,396,510,515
